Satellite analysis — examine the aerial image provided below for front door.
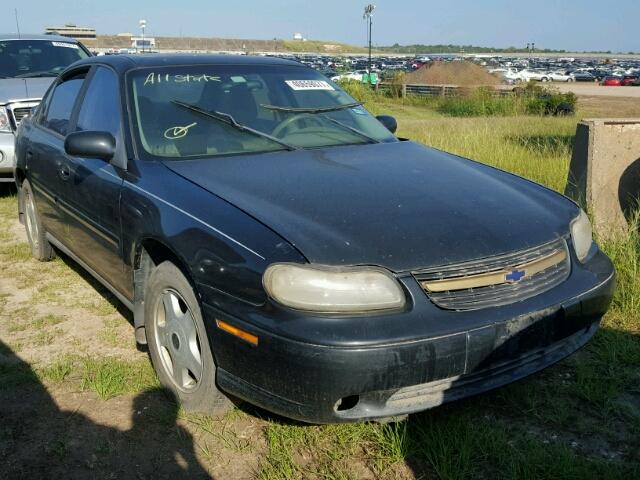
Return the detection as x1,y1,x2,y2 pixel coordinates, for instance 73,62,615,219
62,66,127,295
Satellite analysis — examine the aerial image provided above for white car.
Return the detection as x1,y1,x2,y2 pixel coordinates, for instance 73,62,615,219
330,70,378,84
502,69,533,83
503,69,554,83
548,71,575,82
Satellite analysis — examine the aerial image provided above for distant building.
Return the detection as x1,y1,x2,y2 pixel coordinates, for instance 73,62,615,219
293,32,306,41
116,32,133,37
45,24,96,39
131,37,156,50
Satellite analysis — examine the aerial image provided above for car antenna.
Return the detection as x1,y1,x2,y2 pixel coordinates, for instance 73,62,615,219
14,9,21,38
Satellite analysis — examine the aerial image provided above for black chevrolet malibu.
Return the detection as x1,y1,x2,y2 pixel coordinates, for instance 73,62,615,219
14,55,614,423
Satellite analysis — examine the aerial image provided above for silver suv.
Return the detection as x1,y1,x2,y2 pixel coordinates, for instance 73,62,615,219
0,34,91,182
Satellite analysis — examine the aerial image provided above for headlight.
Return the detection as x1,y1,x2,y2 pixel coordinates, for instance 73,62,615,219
570,209,593,263
263,263,406,313
0,107,11,133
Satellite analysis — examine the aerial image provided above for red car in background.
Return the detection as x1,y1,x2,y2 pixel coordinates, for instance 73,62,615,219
603,76,622,86
621,75,639,86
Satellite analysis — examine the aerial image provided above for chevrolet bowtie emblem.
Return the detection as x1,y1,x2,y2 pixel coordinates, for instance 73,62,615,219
505,269,526,283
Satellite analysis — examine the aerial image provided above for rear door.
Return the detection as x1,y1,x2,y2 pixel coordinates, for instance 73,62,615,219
27,69,88,242
62,65,128,294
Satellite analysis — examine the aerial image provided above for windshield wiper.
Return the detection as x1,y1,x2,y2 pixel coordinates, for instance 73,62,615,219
319,116,381,144
260,102,362,114
171,100,298,151
261,102,380,144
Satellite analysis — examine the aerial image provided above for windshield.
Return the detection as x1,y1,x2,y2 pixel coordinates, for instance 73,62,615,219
0,39,90,78
128,64,396,159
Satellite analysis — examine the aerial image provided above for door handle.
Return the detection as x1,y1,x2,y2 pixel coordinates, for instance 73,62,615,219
58,164,71,181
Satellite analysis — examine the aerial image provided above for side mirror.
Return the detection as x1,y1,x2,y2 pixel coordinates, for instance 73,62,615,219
376,115,397,134
64,131,116,161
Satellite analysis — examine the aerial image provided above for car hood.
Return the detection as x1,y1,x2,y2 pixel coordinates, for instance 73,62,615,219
0,78,54,103
163,141,577,272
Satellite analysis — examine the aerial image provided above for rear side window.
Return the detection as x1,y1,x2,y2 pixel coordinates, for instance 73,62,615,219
42,76,85,136
76,67,121,138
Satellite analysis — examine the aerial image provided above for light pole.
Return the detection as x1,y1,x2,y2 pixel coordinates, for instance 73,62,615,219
139,19,146,53
363,4,375,79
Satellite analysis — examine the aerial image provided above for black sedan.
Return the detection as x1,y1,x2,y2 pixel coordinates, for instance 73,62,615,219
14,55,615,423
571,71,598,82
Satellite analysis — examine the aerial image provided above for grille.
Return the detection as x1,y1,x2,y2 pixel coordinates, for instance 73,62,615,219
11,107,32,125
412,238,570,311
7,102,39,130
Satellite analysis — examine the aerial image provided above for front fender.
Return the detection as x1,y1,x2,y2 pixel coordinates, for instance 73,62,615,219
121,160,306,308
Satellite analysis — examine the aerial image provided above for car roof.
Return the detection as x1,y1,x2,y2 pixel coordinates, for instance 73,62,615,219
68,54,305,75
0,33,81,43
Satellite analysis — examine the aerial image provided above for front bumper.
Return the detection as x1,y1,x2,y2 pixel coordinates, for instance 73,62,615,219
0,131,16,181
206,249,615,424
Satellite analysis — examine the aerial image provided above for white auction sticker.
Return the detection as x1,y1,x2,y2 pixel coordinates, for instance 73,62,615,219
285,80,335,91
51,41,79,49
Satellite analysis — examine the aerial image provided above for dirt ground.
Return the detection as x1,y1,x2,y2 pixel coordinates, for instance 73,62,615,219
577,95,640,117
555,82,640,98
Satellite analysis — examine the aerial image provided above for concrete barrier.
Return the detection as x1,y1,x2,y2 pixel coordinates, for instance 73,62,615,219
565,118,640,236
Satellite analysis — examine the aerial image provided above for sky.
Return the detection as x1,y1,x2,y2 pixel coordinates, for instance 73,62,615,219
2,0,637,53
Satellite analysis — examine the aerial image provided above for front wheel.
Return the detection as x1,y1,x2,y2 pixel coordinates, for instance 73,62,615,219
145,261,232,415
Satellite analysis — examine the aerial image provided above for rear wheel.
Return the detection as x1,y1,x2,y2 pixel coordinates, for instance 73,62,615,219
145,261,232,415
21,179,54,261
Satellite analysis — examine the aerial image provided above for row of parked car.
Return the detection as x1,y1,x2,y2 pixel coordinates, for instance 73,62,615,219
282,53,640,88
497,68,640,85
485,55,640,85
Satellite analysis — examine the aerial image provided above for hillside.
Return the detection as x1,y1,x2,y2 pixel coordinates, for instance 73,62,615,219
82,35,369,53
282,40,373,54
83,35,285,52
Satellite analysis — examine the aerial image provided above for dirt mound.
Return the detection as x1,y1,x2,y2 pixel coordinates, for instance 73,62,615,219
404,61,501,86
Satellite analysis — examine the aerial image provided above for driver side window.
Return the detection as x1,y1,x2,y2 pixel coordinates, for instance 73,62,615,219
41,73,86,136
75,67,121,139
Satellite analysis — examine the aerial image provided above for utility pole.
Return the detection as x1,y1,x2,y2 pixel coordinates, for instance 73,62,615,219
14,9,21,38
363,4,375,79
139,19,147,53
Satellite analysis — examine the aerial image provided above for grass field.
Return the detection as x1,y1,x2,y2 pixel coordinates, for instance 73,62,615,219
0,96,638,479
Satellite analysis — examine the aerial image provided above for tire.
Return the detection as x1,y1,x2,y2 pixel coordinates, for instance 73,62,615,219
567,78,575,83
145,261,232,415
21,179,55,261
541,77,549,82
